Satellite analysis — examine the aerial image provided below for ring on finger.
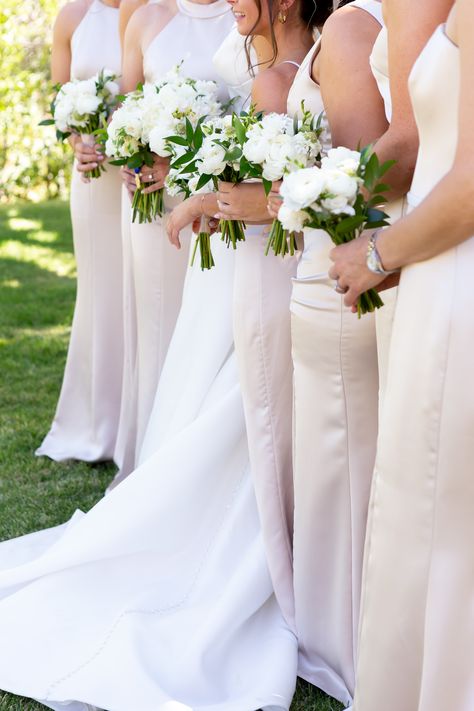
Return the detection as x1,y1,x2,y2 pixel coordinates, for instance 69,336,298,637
335,279,349,295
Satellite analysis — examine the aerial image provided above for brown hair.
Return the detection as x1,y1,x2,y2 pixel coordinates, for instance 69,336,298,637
245,0,334,71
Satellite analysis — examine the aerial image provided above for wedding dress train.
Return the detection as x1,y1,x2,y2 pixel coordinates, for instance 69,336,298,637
0,50,297,705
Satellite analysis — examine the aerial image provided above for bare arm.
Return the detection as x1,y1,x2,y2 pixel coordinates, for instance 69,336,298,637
371,0,455,199
119,0,147,48
215,65,299,223
329,1,474,308
51,0,89,84
319,6,388,149
376,1,474,268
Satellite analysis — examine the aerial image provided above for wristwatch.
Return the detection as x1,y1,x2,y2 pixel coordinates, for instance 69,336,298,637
366,229,399,276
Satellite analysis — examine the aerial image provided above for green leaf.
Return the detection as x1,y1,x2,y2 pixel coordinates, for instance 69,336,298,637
172,151,196,168
166,135,189,146
262,178,273,196
232,114,246,145
185,117,194,144
39,119,55,126
335,215,365,235
193,122,203,150
196,173,212,191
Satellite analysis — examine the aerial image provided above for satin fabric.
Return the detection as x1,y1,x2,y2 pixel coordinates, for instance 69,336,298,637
36,0,123,462
113,186,139,476
291,230,378,706
0,236,298,711
287,3,381,703
369,25,403,407
232,226,298,630
354,26,474,711
112,0,234,482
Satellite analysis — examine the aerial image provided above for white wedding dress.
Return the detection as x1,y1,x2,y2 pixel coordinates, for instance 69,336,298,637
0,27,297,711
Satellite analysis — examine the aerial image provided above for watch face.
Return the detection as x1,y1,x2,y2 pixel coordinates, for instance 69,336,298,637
367,246,383,274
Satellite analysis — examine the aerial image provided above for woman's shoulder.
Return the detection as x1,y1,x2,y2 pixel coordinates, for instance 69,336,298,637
54,0,91,36
251,62,299,113
322,1,382,43
130,0,176,27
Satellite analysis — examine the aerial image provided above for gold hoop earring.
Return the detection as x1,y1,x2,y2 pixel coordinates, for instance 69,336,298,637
278,9,287,22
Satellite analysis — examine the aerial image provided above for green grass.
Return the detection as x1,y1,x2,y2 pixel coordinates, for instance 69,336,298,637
0,200,343,711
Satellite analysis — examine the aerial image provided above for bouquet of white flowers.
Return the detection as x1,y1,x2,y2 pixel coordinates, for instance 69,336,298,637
241,104,324,257
165,106,324,269
40,69,120,178
278,146,394,316
165,111,260,268
104,65,222,223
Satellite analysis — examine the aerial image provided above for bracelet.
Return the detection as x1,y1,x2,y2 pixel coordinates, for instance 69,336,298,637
366,228,400,276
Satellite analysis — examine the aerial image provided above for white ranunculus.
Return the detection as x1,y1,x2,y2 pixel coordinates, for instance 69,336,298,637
280,166,326,210
321,147,361,177
243,135,272,164
320,196,355,215
323,168,358,200
260,112,292,138
74,92,102,116
148,122,176,156
278,203,307,232
104,80,120,97
197,141,226,176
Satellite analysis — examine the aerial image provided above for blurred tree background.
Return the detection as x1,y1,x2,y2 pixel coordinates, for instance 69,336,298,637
0,1,71,202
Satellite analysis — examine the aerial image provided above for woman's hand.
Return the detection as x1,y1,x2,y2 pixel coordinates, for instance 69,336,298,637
167,195,202,249
74,139,105,183
121,166,137,200
140,155,170,194
267,180,282,220
328,233,387,311
215,181,270,223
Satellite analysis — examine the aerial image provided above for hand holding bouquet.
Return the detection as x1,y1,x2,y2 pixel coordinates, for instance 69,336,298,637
104,65,222,223
40,69,120,179
241,104,325,257
165,111,262,269
278,146,394,316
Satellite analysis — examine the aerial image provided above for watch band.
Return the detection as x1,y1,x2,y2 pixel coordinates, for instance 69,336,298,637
366,229,399,276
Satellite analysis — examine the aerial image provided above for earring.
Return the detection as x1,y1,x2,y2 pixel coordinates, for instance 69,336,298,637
278,9,287,22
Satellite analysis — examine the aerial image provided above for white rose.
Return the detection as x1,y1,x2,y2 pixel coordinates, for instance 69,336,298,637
280,166,326,210
278,203,307,232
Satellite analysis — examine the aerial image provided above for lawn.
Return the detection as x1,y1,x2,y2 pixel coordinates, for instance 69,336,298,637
0,200,343,711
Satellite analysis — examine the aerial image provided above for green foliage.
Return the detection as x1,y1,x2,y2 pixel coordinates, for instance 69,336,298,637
0,1,71,202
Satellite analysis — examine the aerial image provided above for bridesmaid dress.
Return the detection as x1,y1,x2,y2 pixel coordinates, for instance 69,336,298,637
36,0,124,462
355,24,474,711
369,26,404,405
112,0,235,482
286,1,381,706
217,46,299,629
